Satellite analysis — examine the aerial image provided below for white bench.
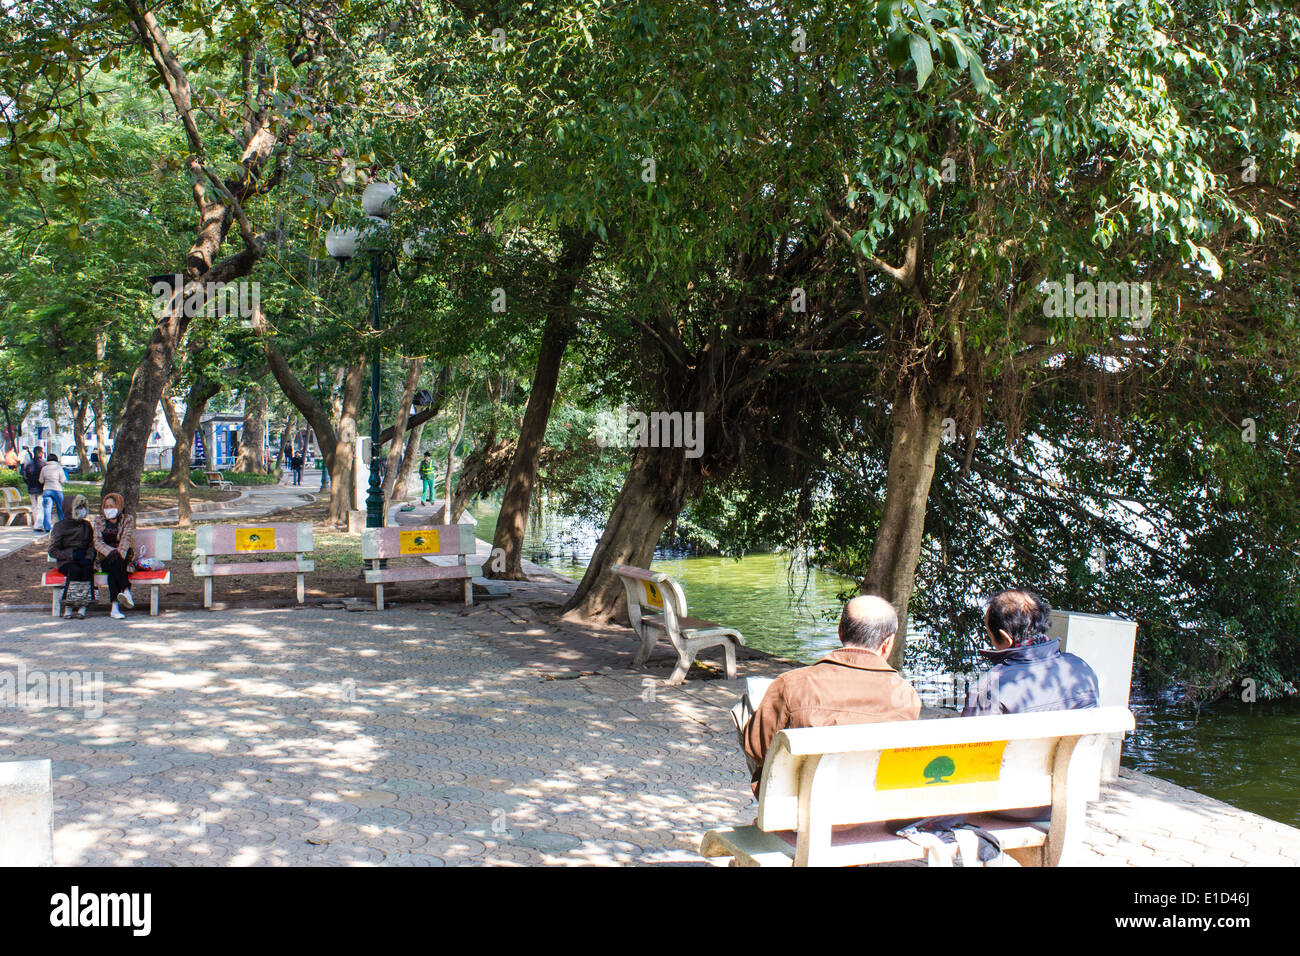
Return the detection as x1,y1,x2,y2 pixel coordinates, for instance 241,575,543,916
0,759,53,866
2,486,32,525
700,706,1135,867
204,470,233,490
361,524,482,609
43,528,174,616
613,564,744,685
193,522,314,607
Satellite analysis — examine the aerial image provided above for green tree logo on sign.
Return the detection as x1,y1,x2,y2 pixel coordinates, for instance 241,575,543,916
924,755,956,784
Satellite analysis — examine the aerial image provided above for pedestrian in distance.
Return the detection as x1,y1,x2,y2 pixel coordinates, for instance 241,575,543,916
418,451,436,506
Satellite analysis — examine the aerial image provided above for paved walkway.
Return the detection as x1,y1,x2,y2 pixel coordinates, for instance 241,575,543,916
1,597,1297,866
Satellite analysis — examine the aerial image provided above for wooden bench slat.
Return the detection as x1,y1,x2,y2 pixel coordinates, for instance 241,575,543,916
363,564,482,584
193,558,314,576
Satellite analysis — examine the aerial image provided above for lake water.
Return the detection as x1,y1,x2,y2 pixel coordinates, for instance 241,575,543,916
468,498,1300,828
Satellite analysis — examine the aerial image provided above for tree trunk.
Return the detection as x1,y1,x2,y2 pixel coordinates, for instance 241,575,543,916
329,360,365,526
561,444,701,623
488,232,594,579
393,421,424,502
68,391,92,474
162,376,219,488
234,381,267,473
859,384,954,669
253,305,362,527
382,357,425,505
441,384,471,523
450,435,513,522
92,328,110,471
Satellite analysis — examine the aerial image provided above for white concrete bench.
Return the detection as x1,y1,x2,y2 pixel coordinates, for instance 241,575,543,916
0,758,53,865
193,522,314,607
361,524,482,608
614,564,744,685
2,486,31,525
700,706,1135,867
43,528,174,616
204,470,233,490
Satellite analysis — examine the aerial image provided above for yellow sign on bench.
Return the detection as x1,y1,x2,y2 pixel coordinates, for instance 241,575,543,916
235,528,277,552
643,580,664,610
399,529,441,556
875,740,1008,790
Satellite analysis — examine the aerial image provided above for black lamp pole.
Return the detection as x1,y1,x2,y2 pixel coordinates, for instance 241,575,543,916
365,251,389,529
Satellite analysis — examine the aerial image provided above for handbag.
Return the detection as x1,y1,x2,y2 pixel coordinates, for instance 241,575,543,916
64,579,94,608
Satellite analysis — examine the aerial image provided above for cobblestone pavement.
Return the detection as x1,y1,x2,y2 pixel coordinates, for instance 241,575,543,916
1,601,1296,866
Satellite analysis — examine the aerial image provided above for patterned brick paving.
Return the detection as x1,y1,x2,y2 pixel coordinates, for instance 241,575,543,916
1,601,1296,866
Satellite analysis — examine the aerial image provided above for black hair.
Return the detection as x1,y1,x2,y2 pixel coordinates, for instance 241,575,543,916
985,589,1052,646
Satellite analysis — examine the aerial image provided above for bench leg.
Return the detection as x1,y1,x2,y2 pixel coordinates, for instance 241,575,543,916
463,578,473,606
723,639,738,680
376,584,384,611
203,577,213,609
51,589,61,618
150,586,159,616
667,651,693,686
296,573,305,604
631,629,657,667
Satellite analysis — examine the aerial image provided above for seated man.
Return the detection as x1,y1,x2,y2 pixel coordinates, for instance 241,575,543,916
962,589,1099,716
742,595,921,795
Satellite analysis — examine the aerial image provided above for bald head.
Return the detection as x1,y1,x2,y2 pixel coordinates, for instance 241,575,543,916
839,595,899,651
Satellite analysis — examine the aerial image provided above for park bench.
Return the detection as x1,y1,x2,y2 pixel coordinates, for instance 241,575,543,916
614,564,745,685
699,706,1134,867
2,486,31,525
361,523,482,609
42,528,174,616
192,521,314,607
204,470,233,490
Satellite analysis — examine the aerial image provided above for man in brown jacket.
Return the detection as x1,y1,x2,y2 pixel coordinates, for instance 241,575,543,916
742,595,921,794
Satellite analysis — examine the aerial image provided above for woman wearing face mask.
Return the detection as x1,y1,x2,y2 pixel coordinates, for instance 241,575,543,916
49,493,96,619
92,492,136,619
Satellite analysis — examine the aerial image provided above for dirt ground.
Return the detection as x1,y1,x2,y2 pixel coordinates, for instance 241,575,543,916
0,496,471,612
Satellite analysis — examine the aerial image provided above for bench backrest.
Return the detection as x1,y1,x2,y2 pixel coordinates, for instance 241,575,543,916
194,522,313,557
2,487,24,508
613,564,689,634
361,524,476,560
129,528,173,563
756,707,1134,865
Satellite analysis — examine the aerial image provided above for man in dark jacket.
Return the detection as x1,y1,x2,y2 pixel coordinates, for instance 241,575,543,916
962,589,1099,716
22,446,45,530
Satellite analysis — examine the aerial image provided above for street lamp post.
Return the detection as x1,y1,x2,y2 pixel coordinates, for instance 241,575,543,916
325,180,422,529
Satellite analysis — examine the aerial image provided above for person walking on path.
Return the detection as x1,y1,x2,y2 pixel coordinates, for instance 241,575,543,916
38,454,67,532
418,451,436,506
4,445,18,469
92,491,136,620
49,493,95,619
291,452,303,486
22,446,46,530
